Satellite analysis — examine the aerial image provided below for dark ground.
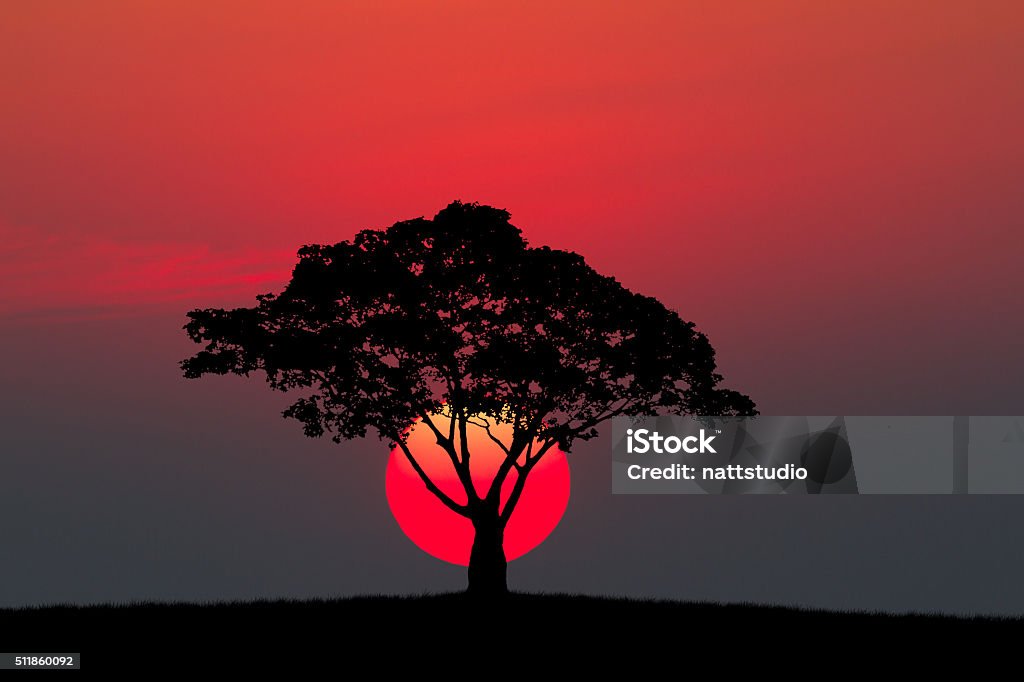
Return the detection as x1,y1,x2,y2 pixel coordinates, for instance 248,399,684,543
2,593,1020,671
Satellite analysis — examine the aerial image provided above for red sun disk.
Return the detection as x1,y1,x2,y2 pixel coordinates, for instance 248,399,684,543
386,414,570,565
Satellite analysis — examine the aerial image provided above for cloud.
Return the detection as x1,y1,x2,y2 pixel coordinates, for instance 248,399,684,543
0,221,294,321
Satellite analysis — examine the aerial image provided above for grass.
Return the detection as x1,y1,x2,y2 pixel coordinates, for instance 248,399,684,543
2,593,1019,669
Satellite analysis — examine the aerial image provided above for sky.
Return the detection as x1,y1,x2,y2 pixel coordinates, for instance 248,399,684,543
2,2,1024,611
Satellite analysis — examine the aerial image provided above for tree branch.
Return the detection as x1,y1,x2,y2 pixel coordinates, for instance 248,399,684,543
516,438,533,472
465,416,512,457
447,403,457,443
555,397,637,442
419,409,477,503
310,370,340,400
395,440,470,517
457,411,473,481
484,410,548,504
419,410,453,449
500,439,558,526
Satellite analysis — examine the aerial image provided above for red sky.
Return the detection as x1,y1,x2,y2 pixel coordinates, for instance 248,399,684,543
2,2,1022,412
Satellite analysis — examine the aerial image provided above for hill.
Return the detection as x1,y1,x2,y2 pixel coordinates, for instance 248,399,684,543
2,593,1017,670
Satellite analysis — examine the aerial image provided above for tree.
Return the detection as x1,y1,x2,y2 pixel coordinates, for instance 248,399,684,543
181,201,755,595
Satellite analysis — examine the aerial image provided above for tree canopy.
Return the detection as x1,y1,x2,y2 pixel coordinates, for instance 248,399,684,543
182,201,755,457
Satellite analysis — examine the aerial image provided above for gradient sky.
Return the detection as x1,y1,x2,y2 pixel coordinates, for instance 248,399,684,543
2,3,1024,611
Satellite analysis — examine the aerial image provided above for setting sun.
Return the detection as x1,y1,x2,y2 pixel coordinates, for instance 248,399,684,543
386,412,570,565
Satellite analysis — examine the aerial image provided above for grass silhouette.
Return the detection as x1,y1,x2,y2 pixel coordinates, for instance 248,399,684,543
2,593,1018,669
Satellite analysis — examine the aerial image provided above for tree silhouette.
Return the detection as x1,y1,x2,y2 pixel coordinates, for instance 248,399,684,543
182,201,755,595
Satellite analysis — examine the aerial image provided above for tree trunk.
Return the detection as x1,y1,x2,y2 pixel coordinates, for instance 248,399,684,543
467,514,507,596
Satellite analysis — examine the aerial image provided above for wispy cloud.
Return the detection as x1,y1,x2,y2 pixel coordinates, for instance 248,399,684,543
0,221,295,321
